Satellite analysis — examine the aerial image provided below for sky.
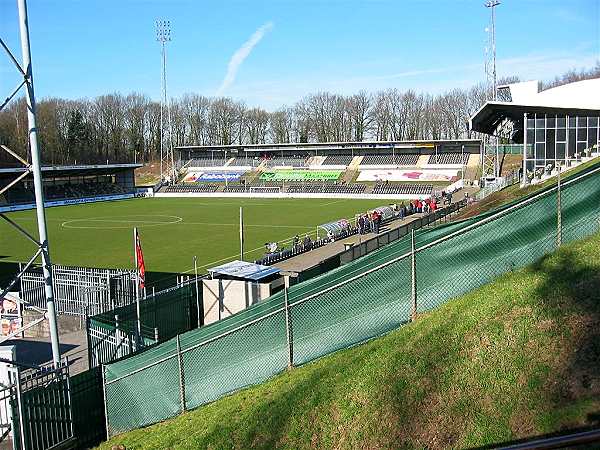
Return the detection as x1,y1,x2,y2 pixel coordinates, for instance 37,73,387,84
1,0,599,110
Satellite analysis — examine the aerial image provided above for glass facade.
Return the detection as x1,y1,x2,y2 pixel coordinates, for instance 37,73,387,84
524,113,600,172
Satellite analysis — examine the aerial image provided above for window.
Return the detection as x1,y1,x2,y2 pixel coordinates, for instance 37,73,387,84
589,128,598,148
568,117,577,128
589,117,599,127
557,117,566,128
547,116,556,128
535,143,545,159
557,129,566,142
578,116,588,127
547,129,555,159
536,129,545,142
536,117,546,128
527,129,535,144
556,143,566,159
568,130,576,156
577,127,587,141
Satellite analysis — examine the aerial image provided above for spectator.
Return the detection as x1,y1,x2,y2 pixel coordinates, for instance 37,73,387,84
358,215,365,234
302,235,312,251
364,214,371,233
373,211,381,234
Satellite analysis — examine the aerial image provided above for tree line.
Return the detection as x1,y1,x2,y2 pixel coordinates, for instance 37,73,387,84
0,63,597,166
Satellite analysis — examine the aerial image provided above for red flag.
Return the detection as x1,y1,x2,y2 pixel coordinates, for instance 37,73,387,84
135,229,146,289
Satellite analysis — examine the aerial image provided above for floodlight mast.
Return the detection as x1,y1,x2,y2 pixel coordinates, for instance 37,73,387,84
156,20,176,185
484,0,500,178
17,0,61,366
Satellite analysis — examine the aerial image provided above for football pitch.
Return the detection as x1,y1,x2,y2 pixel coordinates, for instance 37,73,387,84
0,197,395,276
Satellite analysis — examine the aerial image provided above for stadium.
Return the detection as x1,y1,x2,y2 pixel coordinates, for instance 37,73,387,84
1,1,600,450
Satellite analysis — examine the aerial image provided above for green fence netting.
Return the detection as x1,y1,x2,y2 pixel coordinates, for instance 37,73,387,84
103,161,600,437
88,280,200,367
71,367,106,449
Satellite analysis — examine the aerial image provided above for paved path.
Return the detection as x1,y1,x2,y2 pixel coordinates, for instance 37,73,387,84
4,328,88,375
274,213,422,273
274,187,478,274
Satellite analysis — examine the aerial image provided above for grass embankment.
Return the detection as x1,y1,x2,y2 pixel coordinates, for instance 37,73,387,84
457,157,600,221
99,232,600,449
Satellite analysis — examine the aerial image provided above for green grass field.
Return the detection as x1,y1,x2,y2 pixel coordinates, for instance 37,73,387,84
0,197,394,275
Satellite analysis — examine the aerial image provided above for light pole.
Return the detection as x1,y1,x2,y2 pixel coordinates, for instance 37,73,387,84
156,19,175,184
485,0,501,178
18,0,61,366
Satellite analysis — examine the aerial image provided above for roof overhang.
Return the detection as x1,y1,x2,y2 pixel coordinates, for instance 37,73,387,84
469,102,600,136
176,139,482,153
0,163,142,178
208,260,281,281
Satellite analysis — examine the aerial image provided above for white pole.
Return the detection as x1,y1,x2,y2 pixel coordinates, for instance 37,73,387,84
134,227,141,339
17,0,61,367
239,206,244,260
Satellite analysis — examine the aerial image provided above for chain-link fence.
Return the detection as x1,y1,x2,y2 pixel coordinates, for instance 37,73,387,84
87,278,201,368
102,162,600,437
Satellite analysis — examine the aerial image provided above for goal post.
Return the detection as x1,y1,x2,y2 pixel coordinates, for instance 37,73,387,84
249,186,282,194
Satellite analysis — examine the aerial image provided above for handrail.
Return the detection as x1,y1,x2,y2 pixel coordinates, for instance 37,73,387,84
492,428,600,450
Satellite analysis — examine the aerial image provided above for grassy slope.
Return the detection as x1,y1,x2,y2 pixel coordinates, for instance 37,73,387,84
99,232,600,450
0,197,391,274
457,157,600,221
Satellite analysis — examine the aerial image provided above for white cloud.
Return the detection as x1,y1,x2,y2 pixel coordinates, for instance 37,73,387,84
222,49,600,110
215,22,274,97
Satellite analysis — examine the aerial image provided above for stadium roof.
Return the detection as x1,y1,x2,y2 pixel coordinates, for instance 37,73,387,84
176,139,481,153
0,163,142,178
208,260,281,281
469,102,600,138
470,79,600,138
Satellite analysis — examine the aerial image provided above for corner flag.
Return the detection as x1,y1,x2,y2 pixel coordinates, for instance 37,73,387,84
135,228,146,289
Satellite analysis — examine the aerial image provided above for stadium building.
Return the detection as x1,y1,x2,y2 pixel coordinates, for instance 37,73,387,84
0,163,141,212
470,78,600,183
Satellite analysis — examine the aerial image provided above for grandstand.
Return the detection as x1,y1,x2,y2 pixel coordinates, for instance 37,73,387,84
167,139,481,199
470,78,600,183
0,163,140,211
371,183,433,196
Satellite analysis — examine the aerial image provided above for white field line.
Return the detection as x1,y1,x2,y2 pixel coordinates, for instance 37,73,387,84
9,216,314,230
320,199,349,207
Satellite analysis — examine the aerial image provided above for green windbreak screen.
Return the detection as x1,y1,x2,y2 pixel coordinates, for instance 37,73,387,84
104,161,600,436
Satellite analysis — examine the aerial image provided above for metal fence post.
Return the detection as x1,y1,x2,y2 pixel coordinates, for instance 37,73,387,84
154,327,159,342
284,276,293,369
15,367,26,450
193,256,200,328
557,165,562,248
176,335,186,412
102,365,110,440
410,229,417,321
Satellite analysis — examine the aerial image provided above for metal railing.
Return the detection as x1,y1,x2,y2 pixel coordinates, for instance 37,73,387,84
20,264,137,318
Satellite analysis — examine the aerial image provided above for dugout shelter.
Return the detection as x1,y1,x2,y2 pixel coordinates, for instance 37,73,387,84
203,261,283,325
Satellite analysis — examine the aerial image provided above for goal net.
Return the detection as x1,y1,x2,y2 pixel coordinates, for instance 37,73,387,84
249,186,282,194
